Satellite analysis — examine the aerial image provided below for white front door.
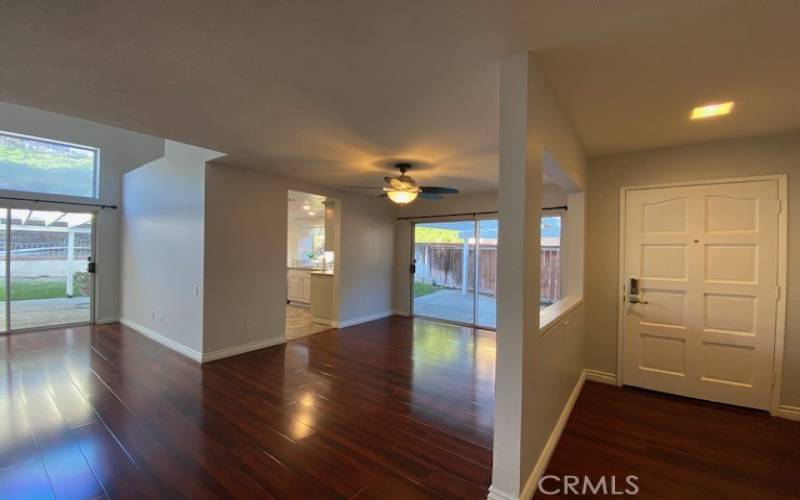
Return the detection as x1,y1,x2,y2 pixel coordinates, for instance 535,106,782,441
623,179,780,410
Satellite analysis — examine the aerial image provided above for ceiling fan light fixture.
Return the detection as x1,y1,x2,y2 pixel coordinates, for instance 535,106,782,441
387,190,418,204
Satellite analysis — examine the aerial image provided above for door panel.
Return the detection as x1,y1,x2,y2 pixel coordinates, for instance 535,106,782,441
624,180,778,410
412,218,499,329
413,220,476,325
8,209,94,331
287,275,303,302
476,219,498,329
0,209,6,333
302,277,311,302
642,197,688,233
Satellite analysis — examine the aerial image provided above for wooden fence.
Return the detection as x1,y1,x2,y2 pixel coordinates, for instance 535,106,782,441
414,243,561,303
540,248,561,305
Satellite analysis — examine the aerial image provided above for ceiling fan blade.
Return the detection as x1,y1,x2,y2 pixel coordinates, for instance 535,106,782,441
377,193,388,198
342,185,383,190
420,186,459,194
418,192,442,200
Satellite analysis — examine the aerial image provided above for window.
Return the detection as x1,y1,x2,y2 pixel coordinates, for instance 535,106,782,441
0,131,99,198
540,214,562,307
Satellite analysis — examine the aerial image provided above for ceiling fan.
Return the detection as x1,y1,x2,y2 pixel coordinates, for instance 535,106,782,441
375,162,459,204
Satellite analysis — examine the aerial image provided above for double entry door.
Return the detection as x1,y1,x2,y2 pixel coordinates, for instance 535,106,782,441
622,179,782,410
411,217,498,329
0,207,96,333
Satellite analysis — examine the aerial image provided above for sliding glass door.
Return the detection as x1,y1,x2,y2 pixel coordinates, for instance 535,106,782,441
475,218,498,328
412,217,498,329
0,210,6,333
0,207,95,333
412,220,476,325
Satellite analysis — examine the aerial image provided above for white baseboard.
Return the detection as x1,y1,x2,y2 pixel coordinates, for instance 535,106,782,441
94,316,119,325
119,317,286,364
487,485,517,500
201,336,285,363
488,369,799,500
778,405,800,422
519,370,586,499
119,317,202,362
333,311,393,329
584,368,617,385
312,316,333,326
489,370,587,500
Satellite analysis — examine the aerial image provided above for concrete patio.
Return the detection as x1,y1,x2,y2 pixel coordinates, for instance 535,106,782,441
413,288,496,328
0,297,91,331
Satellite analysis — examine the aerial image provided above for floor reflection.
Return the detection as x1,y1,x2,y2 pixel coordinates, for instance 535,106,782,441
0,317,495,498
410,319,496,432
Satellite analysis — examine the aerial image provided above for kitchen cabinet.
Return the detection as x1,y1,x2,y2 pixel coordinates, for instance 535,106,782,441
287,269,313,304
310,272,334,324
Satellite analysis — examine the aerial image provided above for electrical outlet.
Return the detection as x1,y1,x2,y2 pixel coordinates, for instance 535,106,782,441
151,310,156,320
245,320,253,332
193,284,199,296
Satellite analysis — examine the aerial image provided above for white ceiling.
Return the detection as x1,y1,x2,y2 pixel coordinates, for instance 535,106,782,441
2,1,798,192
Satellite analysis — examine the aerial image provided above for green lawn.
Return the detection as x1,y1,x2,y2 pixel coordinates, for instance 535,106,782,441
0,277,84,301
414,282,444,298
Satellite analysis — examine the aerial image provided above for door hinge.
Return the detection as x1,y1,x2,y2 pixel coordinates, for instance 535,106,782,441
777,285,782,300
777,200,782,215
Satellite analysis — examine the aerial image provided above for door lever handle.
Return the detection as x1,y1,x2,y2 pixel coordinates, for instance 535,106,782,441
629,296,648,304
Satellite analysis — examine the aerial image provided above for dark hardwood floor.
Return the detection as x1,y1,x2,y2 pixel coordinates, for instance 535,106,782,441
539,381,800,499
2,317,799,499
0,317,495,499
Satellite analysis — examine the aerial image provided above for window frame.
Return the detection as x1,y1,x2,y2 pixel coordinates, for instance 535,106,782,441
0,129,101,200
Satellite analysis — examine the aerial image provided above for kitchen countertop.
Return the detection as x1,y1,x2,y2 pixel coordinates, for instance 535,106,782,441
287,266,323,271
310,271,334,276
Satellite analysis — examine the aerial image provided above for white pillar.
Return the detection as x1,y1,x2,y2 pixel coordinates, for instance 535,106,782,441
490,51,587,500
66,230,75,297
490,52,543,500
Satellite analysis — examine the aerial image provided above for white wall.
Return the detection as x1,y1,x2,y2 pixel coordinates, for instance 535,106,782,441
120,141,222,354
0,102,164,322
203,164,395,353
587,130,800,408
338,196,395,323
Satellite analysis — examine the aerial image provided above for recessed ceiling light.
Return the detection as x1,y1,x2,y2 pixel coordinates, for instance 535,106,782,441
308,211,315,216
690,101,734,120
302,204,311,210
